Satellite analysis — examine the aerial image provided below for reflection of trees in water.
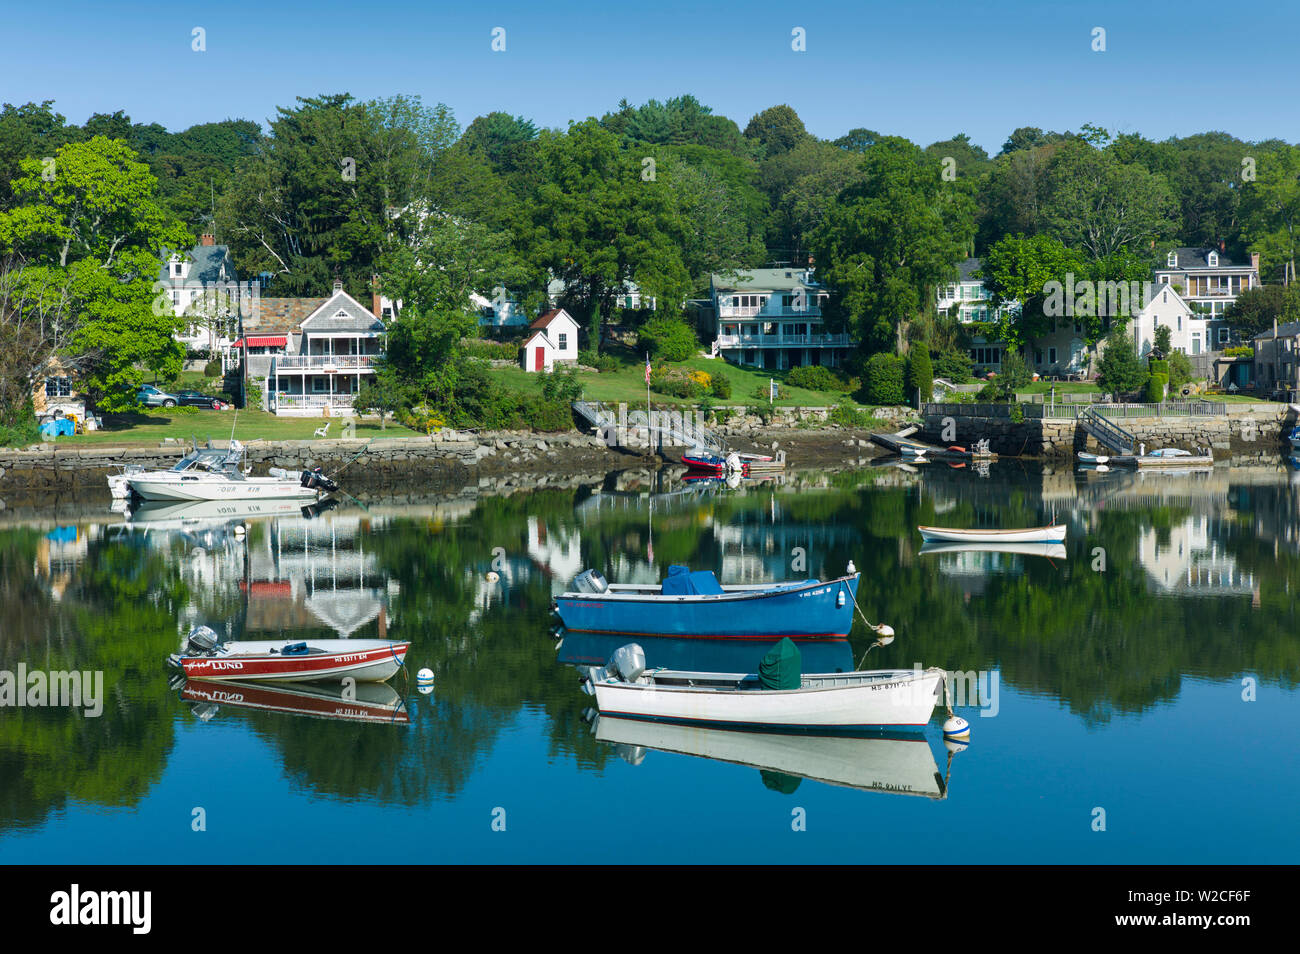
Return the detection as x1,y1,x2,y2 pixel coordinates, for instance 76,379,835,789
0,532,188,831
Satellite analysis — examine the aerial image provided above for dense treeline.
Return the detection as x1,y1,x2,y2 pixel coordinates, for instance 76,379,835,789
2,94,1298,428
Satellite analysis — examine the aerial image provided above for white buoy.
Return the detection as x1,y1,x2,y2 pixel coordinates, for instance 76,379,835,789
417,668,434,683
944,737,969,755
418,683,433,695
486,570,500,583
943,715,970,741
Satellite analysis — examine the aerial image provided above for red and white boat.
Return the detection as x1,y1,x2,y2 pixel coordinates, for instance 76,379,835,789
179,679,410,724
168,628,409,684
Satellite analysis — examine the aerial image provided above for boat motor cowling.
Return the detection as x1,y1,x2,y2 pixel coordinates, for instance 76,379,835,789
609,643,646,683
300,467,339,493
186,625,220,656
571,569,609,594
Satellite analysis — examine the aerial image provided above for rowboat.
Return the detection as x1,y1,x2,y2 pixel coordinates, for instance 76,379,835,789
917,525,1066,544
555,565,861,639
593,717,946,798
584,657,944,733
167,627,409,683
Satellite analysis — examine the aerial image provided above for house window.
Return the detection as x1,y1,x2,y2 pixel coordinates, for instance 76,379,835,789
1177,316,1182,331
1167,252,1177,267
558,333,568,350
1208,252,1218,267
45,377,72,398
1034,349,1043,364
1049,347,1057,364
312,377,328,393
1218,328,1230,345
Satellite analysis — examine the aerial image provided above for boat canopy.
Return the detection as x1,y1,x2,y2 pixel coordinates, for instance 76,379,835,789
759,637,802,690
661,565,725,596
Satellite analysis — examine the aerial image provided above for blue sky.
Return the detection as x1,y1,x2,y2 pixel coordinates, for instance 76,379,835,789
5,0,1295,152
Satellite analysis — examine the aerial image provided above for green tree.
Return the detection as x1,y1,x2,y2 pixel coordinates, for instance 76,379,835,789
993,347,1031,400
1224,283,1300,339
981,233,1089,346
0,136,192,410
811,137,975,354
525,120,691,349
1096,329,1149,399
743,105,810,158
906,347,933,403
1241,144,1300,284
1154,323,1173,355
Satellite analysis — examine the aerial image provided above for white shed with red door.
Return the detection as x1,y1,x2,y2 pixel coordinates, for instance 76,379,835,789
521,309,580,372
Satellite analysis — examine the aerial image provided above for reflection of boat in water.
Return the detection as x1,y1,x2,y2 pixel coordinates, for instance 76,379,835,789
557,630,854,675
919,540,1067,560
126,496,335,526
594,716,947,798
179,678,409,724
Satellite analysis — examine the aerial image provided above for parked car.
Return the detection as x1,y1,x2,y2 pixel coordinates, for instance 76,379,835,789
176,390,229,410
137,385,179,408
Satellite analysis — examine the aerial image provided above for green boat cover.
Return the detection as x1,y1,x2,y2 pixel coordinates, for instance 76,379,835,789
759,637,802,690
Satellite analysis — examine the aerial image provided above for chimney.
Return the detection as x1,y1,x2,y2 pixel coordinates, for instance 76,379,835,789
200,232,215,247
370,274,383,318
1219,240,1226,254
1251,252,1260,271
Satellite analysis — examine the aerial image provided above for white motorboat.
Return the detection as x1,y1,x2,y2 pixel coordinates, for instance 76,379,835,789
917,524,1067,544
583,644,943,732
127,441,336,502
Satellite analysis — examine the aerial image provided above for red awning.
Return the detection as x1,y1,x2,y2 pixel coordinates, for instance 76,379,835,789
233,336,287,348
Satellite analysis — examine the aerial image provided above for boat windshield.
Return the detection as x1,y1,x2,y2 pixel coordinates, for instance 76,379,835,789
169,448,241,473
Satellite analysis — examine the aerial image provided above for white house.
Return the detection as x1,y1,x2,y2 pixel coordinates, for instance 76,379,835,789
709,267,851,371
160,234,242,360
1154,246,1259,349
1132,284,1204,358
521,309,580,372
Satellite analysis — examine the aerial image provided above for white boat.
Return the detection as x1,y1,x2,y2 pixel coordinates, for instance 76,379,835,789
108,465,144,499
127,441,335,502
594,717,947,797
917,524,1066,544
586,663,944,732
919,540,1067,560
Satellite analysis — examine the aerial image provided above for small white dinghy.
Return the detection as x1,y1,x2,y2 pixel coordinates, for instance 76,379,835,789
583,643,943,732
917,524,1066,544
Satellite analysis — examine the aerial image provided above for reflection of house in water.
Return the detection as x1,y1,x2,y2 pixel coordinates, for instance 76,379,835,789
714,503,855,583
33,525,94,601
244,517,397,637
1137,515,1256,596
930,550,1024,596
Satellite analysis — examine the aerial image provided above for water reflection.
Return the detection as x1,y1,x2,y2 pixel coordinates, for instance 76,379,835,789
2,460,1299,840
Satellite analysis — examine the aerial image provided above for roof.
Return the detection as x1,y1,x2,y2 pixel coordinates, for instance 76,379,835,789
1158,247,1255,271
159,244,237,284
530,308,575,331
300,291,385,333
955,258,983,282
711,268,821,294
245,298,329,336
1253,321,1300,341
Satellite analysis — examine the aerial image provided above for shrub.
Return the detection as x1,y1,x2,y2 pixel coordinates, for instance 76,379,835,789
786,364,851,393
1145,372,1169,403
906,348,934,403
203,359,222,378
975,382,999,402
462,337,522,361
0,404,40,448
933,348,973,384
400,404,447,434
863,353,907,405
1148,358,1169,377
578,349,619,372
1224,346,1254,358
828,402,871,428
650,365,706,398
144,405,199,417
709,373,731,399
1167,351,1193,392
637,319,698,362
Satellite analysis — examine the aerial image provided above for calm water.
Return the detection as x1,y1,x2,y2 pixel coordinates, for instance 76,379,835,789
1,461,1297,863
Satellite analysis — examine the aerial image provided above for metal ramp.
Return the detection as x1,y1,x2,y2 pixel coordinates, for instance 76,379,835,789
572,401,729,454
1080,406,1135,454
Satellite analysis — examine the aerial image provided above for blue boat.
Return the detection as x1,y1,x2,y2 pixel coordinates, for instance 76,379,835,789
555,565,861,640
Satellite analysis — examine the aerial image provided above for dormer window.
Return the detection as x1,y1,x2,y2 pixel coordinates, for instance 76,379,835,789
1207,251,1218,267
1166,252,1178,268
171,258,183,277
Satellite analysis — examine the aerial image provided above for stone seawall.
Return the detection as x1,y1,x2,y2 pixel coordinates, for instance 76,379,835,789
920,404,1292,459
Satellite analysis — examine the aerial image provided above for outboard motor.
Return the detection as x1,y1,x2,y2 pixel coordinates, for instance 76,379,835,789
609,643,646,683
572,569,609,594
300,467,339,493
185,625,220,656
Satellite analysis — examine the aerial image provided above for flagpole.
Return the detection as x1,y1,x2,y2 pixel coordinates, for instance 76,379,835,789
645,351,652,453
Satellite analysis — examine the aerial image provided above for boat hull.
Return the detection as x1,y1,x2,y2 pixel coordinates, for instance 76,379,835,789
918,525,1066,544
179,679,408,724
556,575,860,639
592,668,942,732
130,475,320,502
171,640,409,683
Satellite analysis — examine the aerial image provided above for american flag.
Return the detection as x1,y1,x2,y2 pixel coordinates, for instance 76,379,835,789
645,354,651,384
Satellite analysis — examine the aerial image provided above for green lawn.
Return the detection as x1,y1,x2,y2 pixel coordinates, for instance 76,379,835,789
1015,381,1101,395
488,347,869,408
58,409,419,447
